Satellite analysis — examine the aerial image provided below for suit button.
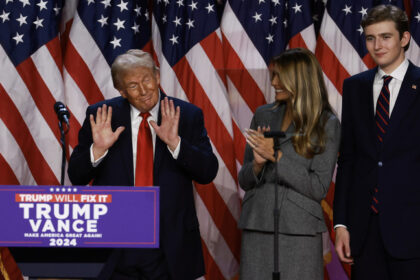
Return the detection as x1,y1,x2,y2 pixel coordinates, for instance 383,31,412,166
378,161,383,167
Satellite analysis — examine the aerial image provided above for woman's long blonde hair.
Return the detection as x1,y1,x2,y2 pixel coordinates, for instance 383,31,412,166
271,48,332,158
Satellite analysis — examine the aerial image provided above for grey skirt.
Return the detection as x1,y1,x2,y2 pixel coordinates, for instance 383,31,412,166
239,229,323,280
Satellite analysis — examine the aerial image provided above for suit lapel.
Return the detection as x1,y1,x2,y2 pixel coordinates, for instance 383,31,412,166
385,63,420,146
153,92,168,182
264,104,295,144
360,69,379,150
114,98,135,185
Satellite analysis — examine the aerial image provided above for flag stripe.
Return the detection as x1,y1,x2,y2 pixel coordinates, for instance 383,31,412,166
45,37,64,74
0,119,35,185
200,240,227,280
0,152,20,185
64,40,105,105
16,58,61,143
320,11,368,76
200,32,228,88
68,13,119,100
222,34,267,113
172,58,237,180
0,247,23,280
0,83,58,185
316,36,350,95
221,1,273,102
196,183,241,261
195,190,239,279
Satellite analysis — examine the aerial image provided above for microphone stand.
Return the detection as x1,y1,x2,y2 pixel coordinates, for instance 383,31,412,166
272,134,284,280
58,121,69,186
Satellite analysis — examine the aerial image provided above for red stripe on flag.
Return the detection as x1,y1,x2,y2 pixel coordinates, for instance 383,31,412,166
201,238,227,280
233,122,246,165
315,37,350,94
323,181,336,241
172,57,238,181
142,40,154,57
201,33,247,166
0,154,20,185
60,19,73,54
221,33,267,112
0,84,58,185
0,248,23,280
46,37,63,75
362,53,376,70
16,58,62,144
45,38,82,149
200,32,228,88
196,182,241,261
64,40,105,105
288,32,309,49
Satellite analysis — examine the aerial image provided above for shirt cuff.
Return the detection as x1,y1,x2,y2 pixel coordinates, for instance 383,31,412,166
90,144,108,167
334,224,347,230
167,137,181,159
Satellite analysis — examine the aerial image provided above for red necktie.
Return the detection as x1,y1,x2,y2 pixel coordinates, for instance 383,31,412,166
135,112,153,186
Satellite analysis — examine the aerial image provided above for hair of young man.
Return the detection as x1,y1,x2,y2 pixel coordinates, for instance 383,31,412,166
270,48,333,158
361,4,410,51
111,49,159,90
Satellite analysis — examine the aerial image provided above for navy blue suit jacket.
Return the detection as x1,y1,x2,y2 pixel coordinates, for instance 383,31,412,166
68,94,218,279
334,62,420,259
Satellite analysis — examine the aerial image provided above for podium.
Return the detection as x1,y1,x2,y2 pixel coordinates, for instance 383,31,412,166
9,247,111,278
0,185,160,279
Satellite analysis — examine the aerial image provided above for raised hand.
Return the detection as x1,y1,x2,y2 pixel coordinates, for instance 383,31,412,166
245,126,278,163
150,97,180,152
90,104,125,160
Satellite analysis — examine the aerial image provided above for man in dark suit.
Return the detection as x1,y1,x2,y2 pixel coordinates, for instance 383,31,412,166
68,49,218,280
333,5,420,279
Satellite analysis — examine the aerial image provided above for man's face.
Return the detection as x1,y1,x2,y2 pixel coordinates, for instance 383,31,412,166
364,20,410,73
118,66,160,113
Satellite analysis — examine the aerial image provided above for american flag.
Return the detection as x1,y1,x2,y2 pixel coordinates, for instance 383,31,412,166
152,1,242,279
1,0,420,279
407,0,420,65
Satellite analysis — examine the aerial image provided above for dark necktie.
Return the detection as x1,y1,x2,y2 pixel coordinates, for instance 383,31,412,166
135,112,153,186
372,75,392,213
375,75,392,143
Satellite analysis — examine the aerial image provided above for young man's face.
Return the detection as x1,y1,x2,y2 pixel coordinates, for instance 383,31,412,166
364,20,410,73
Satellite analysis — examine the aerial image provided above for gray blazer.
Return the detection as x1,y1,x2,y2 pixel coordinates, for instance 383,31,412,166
238,103,340,235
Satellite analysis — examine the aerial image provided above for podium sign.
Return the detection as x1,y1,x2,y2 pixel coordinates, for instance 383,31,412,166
0,185,159,248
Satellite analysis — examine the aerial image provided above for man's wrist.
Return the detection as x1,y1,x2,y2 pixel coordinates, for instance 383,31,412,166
334,224,347,230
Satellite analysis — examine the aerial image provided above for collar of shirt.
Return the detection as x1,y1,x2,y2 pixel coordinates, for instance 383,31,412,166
373,59,409,116
375,58,409,84
129,92,161,125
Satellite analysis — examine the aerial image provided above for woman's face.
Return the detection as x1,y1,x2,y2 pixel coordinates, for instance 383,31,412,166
271,73,292,102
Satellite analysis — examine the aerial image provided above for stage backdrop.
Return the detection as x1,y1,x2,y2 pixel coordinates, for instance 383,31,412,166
1,0,419,279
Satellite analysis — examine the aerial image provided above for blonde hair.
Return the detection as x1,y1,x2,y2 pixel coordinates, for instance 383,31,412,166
270,48,332,158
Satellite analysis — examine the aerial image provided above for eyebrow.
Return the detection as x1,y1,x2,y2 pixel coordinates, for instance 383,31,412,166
365,32,393,37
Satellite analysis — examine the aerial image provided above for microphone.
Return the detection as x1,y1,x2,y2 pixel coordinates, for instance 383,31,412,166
263,131,286,138
54,101,70,125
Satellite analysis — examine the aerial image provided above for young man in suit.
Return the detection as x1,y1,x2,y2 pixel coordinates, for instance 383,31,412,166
333,4,420,279
68,49,218,279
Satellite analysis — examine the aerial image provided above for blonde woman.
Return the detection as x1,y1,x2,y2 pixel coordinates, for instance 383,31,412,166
238,48,340,280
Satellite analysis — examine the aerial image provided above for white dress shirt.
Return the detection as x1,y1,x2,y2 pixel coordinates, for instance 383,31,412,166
373,59,409,116
90,95,181,176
